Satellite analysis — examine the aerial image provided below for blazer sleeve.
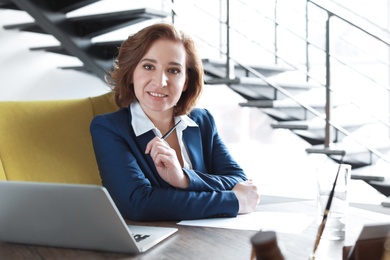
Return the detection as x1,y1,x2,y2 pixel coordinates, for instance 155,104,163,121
90,110,240,221
184,109,248,192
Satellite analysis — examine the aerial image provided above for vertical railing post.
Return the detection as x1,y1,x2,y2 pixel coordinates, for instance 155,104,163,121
324,12,333,148
170,0,175,24
219,0,224,60
274,0,278,64
305,0,310,82
226,0,235,79
388,0,390,138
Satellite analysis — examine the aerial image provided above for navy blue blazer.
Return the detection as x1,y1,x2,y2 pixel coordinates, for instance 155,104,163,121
90,107,247,221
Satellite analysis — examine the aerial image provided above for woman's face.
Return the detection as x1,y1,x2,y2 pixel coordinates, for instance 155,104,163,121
133,39,187,118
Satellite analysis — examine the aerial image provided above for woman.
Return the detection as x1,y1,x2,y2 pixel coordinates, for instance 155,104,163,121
90,22,260,221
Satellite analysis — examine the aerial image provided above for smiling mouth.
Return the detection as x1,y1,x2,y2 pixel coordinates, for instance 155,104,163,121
148,91,167,98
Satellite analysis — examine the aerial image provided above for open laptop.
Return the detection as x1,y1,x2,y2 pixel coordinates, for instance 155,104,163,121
0,181,177,254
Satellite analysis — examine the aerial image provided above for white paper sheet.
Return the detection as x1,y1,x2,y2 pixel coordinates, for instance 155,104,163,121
177,212,315,234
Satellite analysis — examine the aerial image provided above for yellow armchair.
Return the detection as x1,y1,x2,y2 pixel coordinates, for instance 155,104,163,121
0,92,118,185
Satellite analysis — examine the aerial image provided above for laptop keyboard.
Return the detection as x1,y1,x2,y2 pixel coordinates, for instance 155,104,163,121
132,234,151,243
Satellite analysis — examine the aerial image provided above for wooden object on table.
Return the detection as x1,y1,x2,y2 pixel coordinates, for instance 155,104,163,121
251,230,284,260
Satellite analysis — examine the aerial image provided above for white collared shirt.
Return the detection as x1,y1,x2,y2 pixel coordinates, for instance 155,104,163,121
130,102,198,169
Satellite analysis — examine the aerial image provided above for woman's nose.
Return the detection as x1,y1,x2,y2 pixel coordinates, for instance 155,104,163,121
154,70,168,88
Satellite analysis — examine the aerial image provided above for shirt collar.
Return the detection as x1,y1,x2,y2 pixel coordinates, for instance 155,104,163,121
130,101,198,137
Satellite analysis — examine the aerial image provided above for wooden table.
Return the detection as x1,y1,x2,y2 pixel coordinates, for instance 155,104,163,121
1,194,389,260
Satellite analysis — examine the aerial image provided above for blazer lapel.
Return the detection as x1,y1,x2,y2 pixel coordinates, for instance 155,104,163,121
183,127,206,172
135,130,158,171
126,107,168,187
127,108,156,175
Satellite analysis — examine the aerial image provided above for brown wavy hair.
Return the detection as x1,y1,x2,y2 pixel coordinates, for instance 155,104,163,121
106,22,204,116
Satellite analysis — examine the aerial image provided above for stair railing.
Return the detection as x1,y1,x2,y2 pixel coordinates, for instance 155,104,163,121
306,0,390,158
236,60,390,161
170,0,390,163
304,0,390,139
237,0,390,161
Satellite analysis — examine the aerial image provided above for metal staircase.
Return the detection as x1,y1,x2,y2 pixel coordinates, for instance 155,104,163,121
0,0,168,79
187,0,390,170
1,0,390,195
172,0,390,195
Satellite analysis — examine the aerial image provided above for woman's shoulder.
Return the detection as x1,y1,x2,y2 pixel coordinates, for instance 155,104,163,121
188,107,216,126
91,107,129,125
189,107,210,118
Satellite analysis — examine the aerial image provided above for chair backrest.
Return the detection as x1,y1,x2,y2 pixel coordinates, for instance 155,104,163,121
0,92,118,185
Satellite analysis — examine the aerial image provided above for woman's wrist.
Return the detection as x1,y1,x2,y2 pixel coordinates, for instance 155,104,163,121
171,170,189,189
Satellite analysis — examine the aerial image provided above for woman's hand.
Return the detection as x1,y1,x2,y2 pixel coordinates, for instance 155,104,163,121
232,180,260,214
145,136,189,189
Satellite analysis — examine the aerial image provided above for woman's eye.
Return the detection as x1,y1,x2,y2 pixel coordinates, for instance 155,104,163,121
169,68,180,74
143,64,154,70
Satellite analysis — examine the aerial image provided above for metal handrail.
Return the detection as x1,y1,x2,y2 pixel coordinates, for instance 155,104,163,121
307,0,390,154
214,1,390,133
170,0,390,163
235,60,390,163
307,0,390,93
309,0,390,46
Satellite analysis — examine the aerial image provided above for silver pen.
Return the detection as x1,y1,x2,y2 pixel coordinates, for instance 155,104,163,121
162,120,182,140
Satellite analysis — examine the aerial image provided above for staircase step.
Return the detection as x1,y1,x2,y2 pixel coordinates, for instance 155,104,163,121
305,145,346,156
234,79,318,101
5,0,104,13
272,119,370,145
88,40,122,59
272,120,365,131
0,1,101,12
45,0,103,13
3,22,46,34
352,162,389,182
272,120,316,130
67,8,168,38
0,0,19,10
307,142,390,168
349,142,390,197
240,99,324,108
207,77,319,101
368,180,390,197
60,65,94,74
3,8,167,46
30,40,123,60
239,99,325,121
30,45,69,56
206,77,315,88
203,61,227,79
202,58,291,78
